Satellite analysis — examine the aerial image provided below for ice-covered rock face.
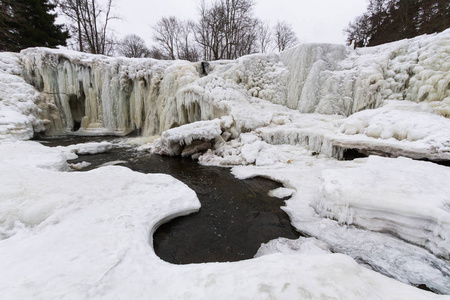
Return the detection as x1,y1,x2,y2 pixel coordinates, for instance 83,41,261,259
314,156,450,259
20,49,211,136
18,49,288,138
0,53,45,141
281,30,450,116
17,29,449,142
1,30,448,160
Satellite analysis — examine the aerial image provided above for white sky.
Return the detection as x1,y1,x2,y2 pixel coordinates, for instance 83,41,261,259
108,0,368,46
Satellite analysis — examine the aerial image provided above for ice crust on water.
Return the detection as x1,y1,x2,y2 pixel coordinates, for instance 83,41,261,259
57,141,113,158
0,141,446,299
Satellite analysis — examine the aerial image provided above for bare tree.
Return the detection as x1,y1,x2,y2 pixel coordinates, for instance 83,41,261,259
274,21,298,52
152,16,180,60
195,0,224,60
57,0,117,54
152,17,200,61
176,20,201,62
195,0,259,60
256,20,273,53
118,34,150,58
148,46,165,60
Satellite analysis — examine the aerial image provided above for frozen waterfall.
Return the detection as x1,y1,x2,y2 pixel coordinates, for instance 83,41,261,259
0,29,447,161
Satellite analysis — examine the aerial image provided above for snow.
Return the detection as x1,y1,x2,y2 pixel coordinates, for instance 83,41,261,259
255,237,332,257
314,156,450,259
230,149,450,294
335,101,450,160
0,53,44,141
0,141,69,171
57,141,113,156
152,119,223,156
0,141,446,299
268,187,295,199
1,29,450,298
69,161,92,170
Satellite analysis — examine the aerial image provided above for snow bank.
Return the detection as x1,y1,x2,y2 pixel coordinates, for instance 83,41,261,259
314,156,450,258
0,53,44,141
0,141,68,171
0,141,445,299
231,152,450,294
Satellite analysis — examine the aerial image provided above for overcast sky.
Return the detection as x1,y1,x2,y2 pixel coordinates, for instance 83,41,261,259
108,0,367,46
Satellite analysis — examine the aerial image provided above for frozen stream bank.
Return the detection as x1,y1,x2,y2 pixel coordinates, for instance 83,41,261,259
35,135,300,264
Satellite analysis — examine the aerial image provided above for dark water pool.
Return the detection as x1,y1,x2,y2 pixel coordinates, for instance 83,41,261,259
35,136,301,264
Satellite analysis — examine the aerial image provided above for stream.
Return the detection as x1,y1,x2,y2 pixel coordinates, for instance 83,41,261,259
35,136,301,264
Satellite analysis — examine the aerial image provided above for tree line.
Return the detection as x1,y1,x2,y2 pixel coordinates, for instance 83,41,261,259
125,0,299,61
0,0,299,61
5,0,446,58
345,0,449,47
0,0,68,52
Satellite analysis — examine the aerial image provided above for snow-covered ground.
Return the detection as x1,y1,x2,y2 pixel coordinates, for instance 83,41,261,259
0,141,447,299
0,29,449,298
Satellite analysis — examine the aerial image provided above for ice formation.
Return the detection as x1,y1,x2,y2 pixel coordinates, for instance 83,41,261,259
335,101,450,160
1,29,450,298
231,152,450,294
57,141,113,157
0,53,44,141
281,31,450,116
14,30,447,160
314,156,450,259
151,119,224,157
0,28,445,160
